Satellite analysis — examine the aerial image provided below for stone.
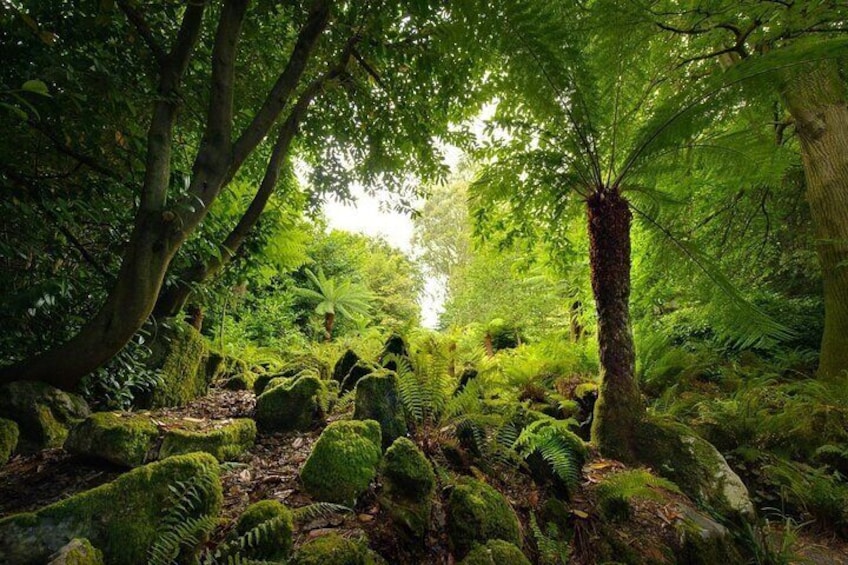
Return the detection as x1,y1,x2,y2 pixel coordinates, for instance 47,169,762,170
301,420,382,506
459,540,530,565
160,418,256,462
354,373,407,449
446,477,521,558
340,360,378,394
0,381,89,451
220,372,256,391
47,538,103,565
379,334,410,371
255,374,328,432
0,453,222,565
333,349,361,383
231,500,293,560
64,412,159,467
290,533,383,565
0,418,19,464
379,438,434,539
136,322,211,408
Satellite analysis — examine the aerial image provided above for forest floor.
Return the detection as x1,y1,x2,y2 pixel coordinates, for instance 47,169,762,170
2,388,847,564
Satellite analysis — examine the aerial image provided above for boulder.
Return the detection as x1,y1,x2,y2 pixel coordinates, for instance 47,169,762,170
0,381,89,451
0,453,222,565
255,375,328,432
354,373,407,449
446,477,521,558
635,416,754,518
333,349,361,383
341,360,378,394
64,412,159,467
290,533,383,565
301,420,382,506
160,418,256,462
0,418,19,464
379,334,410,371
254,367,319,396
231,500,293,561
137,322,211,408
47,538,103,565
220,372,256,391
379,437,434,539
459,540,530,565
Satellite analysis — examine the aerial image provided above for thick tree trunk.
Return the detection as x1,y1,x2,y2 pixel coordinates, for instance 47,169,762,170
587,189,643,463
324,312,335,342
781,61,848,380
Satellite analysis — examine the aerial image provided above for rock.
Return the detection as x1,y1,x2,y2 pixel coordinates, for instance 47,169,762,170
254,366,319,396
0,381,90,451
231,500,293,561
301,420,382,506
379,438,434,539
220,372,256,391
379,334,410,371
635,416,754,518
64,412,159,467
0,453,222,565
290,533,383,565
255,374,328,432
47,538,103,565
333,349,361,383
341,360,379,394
0,418,19,464
137,322,211,408
454,368,478,395
354,373,407,449
205,351,227,382
459,540,530,565
160,418,256,462
446,477,521,558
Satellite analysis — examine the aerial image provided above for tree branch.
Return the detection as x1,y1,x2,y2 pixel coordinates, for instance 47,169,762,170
116,0,167,65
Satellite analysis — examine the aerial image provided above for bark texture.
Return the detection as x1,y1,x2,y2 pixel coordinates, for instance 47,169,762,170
781,61,848,379
587,189,643,463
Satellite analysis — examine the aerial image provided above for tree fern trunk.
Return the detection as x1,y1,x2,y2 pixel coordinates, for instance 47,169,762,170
587,189,643,463
782,61,848,380
324,312,335,342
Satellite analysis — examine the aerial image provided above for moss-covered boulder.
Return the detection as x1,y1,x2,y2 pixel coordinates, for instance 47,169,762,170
379,437,434,539
0,418,19,464
301,420,382,506
231,500,293,560
64,412,159,467
354,373,407,449
0,381,89,451
160,418,256,462
341,360,379,394
137,322,211,408
220,372,257,391
635,416,754,518
256,375,328,432
379,334,410,371
333,349,361,383
595,469,681,521
459,540,530,565
290,533,383,565
47,538,103,565
205,351,227,382
447,477,521,558
0,453,223,565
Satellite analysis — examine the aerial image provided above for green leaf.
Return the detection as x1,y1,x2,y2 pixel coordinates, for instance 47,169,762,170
21,79,49,96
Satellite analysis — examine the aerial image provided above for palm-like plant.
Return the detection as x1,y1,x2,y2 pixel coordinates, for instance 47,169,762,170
296,268,373,341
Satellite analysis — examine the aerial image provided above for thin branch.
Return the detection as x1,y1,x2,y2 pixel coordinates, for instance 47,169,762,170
116,0,167,65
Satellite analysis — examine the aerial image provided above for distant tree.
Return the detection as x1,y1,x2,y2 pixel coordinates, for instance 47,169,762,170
295,268,373,341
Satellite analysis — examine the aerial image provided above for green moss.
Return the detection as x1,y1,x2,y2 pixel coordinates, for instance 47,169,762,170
290,533,381,565
573,382,598,401
595,469,681,521
459,540,530,565
446,476,521,558
0,418,19,464
333,349,361,384
0,453,222,565
301,420,382,506
220,372,257,391
0,381,89,450
140,322,211,408
160,418,256,462
64,412,158,467
379,438,434,538
256,375,327,432
233,500,293,560
47,538,103,565
341,360,379,394
354,373,407,449
205,352,227,382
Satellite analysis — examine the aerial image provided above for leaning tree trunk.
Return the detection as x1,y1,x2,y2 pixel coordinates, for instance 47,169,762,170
781,60,848,380
587,189,644,463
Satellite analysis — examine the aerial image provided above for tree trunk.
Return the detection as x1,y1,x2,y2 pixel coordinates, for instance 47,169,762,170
324,312,335,342
781,61,848,380
587,189,643,463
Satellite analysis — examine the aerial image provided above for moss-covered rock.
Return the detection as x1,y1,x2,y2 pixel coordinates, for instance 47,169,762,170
595,469,681,521
0,453,222,565
232,500,293,560
64,412,159,467
635,416,754,518
290,533,382,565
379,334,410,371
301,420,382,506
341,360,379,394
256,375,327,432
333,349,361,383
47,538,103,565
160,418,256,462
0,381,89,451
379,437,434,539
205,352,227,382
446,477,521,558
0,418,19,464
459,540,530,565
354,373,407,449
220,372,257,391
137,322,211,408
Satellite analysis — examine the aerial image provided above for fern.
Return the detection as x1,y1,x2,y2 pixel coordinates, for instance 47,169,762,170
530,512,571,565
292,502,352,524
514,417,587,489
